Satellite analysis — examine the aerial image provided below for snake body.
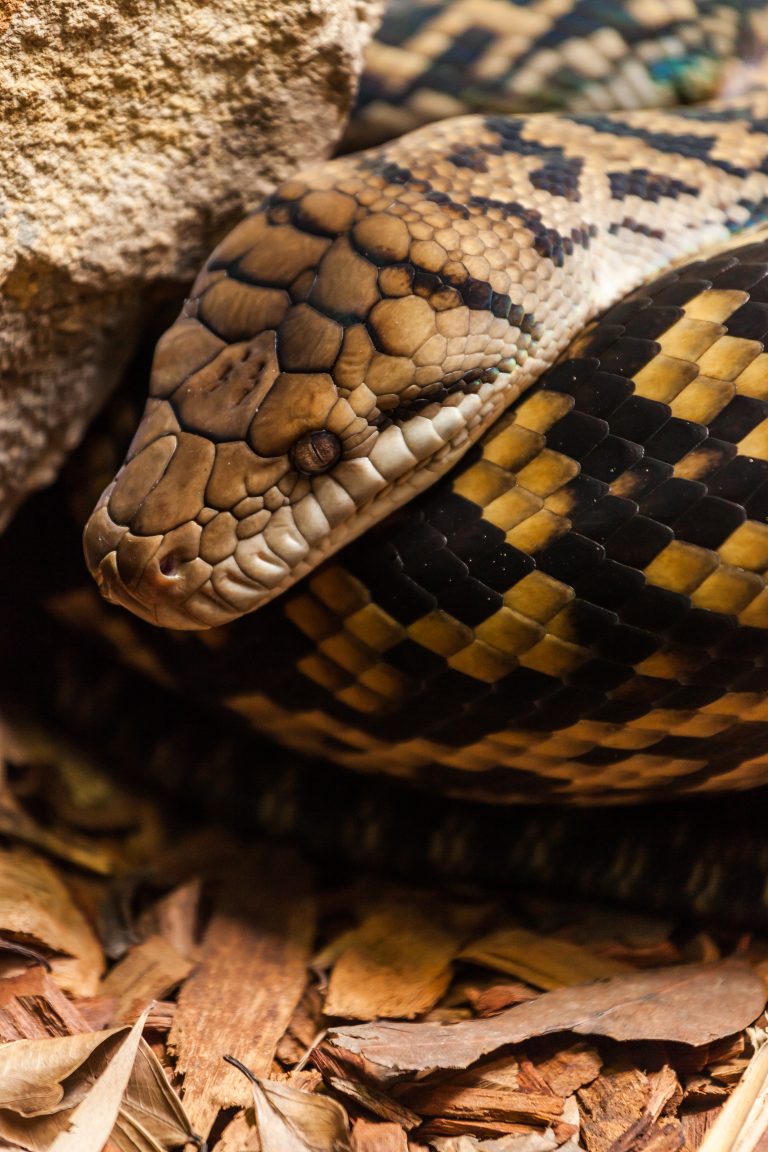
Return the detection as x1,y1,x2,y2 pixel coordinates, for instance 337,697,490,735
85,94,768,633
61,231,768,805
75,0,768,808
8,0,768,922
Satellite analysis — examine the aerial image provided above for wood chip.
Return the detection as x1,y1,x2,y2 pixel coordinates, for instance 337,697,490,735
0,968,92,1040
578,1065,657,1152
167,850,314,1138
137,878,202,963
464,983,539,1016
276,985,324,1067
531,1041,603,1097
419,1116,550,1140
216,1109,260,1152
399,1052,565,1127
352,1118,409,1152
327,1075,423,1130
0,849,104,996
699,1039,768,1152
323,901,464,1020
579,1064,681,1152
99,933,192,1024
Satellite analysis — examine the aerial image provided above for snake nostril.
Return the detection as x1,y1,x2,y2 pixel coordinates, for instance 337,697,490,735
159,552,179,578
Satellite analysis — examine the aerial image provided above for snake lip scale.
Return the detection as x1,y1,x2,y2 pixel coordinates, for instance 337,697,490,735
83,95,768,631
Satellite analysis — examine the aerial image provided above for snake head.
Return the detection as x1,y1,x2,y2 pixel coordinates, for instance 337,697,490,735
83,133,551,628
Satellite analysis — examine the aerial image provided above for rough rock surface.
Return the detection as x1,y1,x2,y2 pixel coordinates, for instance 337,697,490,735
0,0,382,530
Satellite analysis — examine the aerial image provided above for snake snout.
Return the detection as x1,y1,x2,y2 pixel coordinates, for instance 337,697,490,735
83,503,215,629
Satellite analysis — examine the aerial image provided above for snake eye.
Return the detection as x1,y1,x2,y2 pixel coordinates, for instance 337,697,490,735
290,429,342,476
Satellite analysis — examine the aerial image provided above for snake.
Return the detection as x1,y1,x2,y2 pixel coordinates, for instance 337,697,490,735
12,0,768,918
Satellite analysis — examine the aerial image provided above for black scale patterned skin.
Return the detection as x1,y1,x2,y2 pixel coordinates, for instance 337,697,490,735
4,565,768,930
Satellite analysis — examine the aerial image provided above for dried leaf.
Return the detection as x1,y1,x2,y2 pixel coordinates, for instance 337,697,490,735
47,1009,149,1152
459,929,632,991
229,1056,352,1152
167,851,314,1138
0,1011,195,1151
0,850,103,996
324,902,463,1020
326,962,764,1080
113,1036,197,1151
100,936,192,1025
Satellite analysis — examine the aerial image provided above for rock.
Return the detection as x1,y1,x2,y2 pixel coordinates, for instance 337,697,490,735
0,0,383,530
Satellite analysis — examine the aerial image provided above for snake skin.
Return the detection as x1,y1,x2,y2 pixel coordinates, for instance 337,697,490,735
8,1,768,922
69,1,768,806
343,0,768,150
50,231,768,804
4,597,768,929
84,84,768,634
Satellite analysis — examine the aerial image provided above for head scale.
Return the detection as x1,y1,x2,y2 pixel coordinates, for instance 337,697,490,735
83,125,541,628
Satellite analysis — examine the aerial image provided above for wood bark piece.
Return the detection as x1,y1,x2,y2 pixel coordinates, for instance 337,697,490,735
528,1041,603,1098
578,1065,681,1152
167,851,315,1138
0,849,104,996
459,929,632,990
463,983,539,1016
99,934,193,1025
324,902,465,1020
326,962,765,1080
399,1052,565,1126
0,968,92,1040
352,1118,409,1152
0,0,383,530
698,1039,768,1152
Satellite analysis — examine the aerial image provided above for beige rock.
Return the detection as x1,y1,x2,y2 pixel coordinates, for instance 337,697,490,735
0,0,383,529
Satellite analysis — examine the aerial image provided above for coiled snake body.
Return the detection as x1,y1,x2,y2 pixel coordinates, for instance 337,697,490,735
6,0,768,920
73,0,768,812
